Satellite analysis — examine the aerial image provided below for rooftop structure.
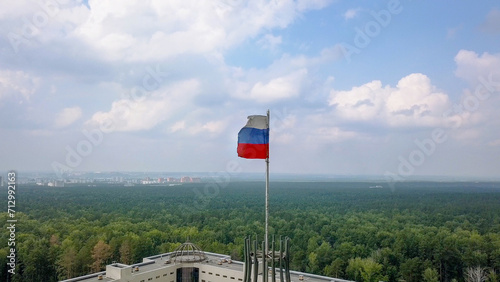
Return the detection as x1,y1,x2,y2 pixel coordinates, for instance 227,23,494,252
62,241,352,282
170,240,207,263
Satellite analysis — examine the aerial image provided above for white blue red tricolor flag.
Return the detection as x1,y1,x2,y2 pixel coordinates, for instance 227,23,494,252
237,115,269,159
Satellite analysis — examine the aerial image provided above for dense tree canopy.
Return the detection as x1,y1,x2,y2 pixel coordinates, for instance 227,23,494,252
0,181,499,281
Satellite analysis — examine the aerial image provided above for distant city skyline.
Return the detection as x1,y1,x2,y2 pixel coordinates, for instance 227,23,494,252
5,170,500,183
1,1,500,178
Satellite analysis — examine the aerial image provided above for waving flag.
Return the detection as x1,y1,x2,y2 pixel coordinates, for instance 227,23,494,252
237,112,271,271
237,115,269,159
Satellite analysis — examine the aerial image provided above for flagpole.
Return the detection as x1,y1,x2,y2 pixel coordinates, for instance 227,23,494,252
265,109,270,282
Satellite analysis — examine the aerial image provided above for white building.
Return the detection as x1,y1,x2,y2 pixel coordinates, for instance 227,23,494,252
61,241,352,282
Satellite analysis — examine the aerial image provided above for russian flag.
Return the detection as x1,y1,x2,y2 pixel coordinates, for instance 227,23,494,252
237,115,269,159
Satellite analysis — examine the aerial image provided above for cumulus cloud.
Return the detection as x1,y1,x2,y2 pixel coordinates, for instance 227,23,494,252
453,49,500,144
0,70,40,102
454,50,500,85
258,33,282,50
1,0,89,55
170,121,186,133
74,0,329,62
54,106,82,128
188,120,227,135
489,139,500,147
225,46,342,105
329,73,452,128
248,69,308,103
87,79,199,132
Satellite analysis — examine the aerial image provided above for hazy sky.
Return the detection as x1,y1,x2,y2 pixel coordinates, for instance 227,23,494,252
1,0,500,178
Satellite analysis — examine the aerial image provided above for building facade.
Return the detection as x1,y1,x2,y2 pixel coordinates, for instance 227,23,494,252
61,242,352,282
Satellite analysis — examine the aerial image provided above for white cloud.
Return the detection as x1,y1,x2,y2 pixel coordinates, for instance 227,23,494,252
188,120,227,135
5,1,500,177
87,79,199,132
170,121,186,133
344,8,360,20
318,44,346,62
452,128,481,141
74,0,330,62
454,50,500,86
453,50,500,143
0,1,35,20
54,106,82,128
0,0,88,53
0,70,40,102
224,47,342,104
258,33,282,50
488,139,500,147
248,69,308,103
329,73,453,128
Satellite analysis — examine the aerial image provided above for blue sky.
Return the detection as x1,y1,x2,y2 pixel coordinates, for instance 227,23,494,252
1,0,500,179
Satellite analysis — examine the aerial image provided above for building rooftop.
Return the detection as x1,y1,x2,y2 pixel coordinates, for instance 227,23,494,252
61,251,352,282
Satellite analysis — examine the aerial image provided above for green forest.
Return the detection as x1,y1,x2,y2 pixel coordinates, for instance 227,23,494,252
1,180,499,282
